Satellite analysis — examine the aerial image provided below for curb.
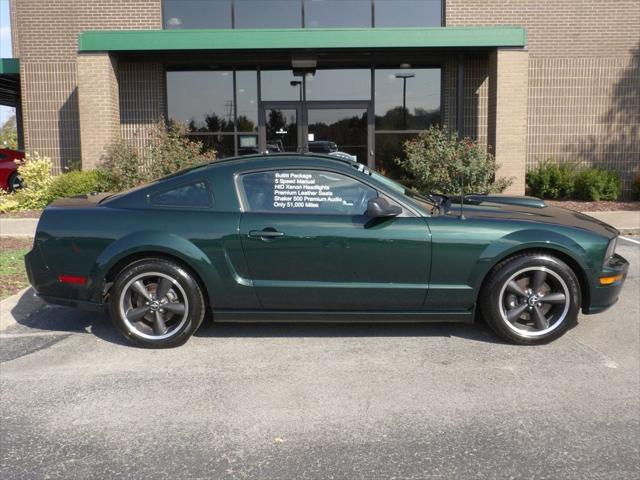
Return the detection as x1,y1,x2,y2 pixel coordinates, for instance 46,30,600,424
0,287,44,332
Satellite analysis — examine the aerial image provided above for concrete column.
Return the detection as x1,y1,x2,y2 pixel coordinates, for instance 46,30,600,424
77,53,120,169
488,48,529,195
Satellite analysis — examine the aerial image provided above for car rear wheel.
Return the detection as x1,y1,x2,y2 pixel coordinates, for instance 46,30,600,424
109,258,205,348
8,172,23,192
480,253,581,345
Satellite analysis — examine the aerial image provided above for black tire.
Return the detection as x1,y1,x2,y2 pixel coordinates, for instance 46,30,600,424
480,252,581,345
7,172,22,192
109,258,205,348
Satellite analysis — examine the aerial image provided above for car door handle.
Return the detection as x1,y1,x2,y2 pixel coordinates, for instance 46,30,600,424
248,229,285,239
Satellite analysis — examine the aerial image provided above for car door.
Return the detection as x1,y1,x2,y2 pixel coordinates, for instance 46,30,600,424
237,167,431,310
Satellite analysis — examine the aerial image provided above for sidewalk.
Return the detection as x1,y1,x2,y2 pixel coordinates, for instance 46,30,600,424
1,209,639,237
0,218,38,237
583,210,640,236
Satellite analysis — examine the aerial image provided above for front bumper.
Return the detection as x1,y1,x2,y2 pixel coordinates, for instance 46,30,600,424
582,253,629,314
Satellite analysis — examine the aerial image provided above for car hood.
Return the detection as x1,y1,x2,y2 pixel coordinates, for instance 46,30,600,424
445,195,618,238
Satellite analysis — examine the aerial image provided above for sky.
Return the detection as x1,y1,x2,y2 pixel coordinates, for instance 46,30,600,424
0,0,14,125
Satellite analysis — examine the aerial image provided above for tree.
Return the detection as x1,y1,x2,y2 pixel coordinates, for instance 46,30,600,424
0,115,18,150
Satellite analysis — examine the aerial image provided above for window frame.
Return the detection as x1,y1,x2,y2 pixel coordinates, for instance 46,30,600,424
235,166,416,217
148,179,215,209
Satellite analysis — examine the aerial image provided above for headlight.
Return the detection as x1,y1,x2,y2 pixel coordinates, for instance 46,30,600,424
603,237,617,266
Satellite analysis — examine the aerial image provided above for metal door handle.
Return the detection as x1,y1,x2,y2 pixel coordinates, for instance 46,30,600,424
248,229,285,239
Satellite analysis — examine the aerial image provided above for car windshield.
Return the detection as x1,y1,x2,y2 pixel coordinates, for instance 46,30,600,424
368,169,439,213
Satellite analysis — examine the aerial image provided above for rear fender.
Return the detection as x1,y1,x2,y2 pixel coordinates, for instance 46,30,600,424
91,230,220,304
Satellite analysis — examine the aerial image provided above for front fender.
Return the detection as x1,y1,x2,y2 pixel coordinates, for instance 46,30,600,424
468,228,593,293
91,230,220,304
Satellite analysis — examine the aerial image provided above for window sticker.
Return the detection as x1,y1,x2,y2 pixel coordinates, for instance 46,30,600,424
273,172,351,210
242,170,377,215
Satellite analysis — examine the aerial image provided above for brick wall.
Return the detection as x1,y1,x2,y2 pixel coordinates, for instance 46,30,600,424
77,53,120,169
446,0,640,196
118,63,166,154
13,0,162,171
446,0,639,57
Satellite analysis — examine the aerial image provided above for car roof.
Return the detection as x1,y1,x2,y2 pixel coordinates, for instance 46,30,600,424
205,152,360,169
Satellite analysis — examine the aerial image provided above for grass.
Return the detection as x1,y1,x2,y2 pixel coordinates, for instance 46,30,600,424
0,237,33,300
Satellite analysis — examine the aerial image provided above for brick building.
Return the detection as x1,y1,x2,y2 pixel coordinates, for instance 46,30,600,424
1,0,638,195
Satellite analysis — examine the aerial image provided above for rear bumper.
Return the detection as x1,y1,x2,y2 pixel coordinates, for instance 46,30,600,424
25,248,104,311
582,253,629,315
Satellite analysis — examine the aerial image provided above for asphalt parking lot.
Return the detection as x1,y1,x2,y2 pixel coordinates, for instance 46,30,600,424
1,242,638,479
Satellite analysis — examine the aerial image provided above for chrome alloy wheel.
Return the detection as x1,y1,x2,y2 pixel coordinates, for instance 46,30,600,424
498,267,571,338
118,272,189,341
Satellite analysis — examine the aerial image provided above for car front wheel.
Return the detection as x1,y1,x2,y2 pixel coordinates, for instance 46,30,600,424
480,253,581,345
109,258,206,348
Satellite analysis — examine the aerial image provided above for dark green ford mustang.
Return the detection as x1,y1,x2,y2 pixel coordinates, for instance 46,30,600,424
25,154,628,348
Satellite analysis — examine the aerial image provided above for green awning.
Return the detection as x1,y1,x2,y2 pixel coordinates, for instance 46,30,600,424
78,27,526,52
0,58,20,75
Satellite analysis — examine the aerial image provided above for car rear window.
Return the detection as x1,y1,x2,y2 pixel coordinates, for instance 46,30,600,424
150,181,212,208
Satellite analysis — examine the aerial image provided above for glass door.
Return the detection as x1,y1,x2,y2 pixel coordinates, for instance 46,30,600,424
259,102,301,153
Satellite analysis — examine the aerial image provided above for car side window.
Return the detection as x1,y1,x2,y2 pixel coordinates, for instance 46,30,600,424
150,181,212,208
240,170,378,215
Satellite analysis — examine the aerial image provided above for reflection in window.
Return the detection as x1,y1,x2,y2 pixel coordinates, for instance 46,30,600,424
241,170,377,215
260,71,303,101
236,71,258,132
305,70,371,100
151,182,212,207
375,133,418,179
375,0,442,27
307,108,367,163
167,71,235,132
375,68,441,130
304,0,371,28
191,134,236,159
163,0,232,29
235,0,303,28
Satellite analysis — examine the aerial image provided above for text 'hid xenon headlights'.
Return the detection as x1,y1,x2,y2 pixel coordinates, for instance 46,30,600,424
603,237,617,267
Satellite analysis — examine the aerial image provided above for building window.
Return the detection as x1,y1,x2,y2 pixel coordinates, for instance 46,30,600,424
305,69,371,101
163,0,232,29
162,1,443,30
166,71,235,132
374,68,441,176
374,0,442,27
234,0,303,28
304,0,372,28
375,68,441,130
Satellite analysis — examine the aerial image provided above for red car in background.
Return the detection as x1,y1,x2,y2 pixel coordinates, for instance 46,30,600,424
0,148,25,192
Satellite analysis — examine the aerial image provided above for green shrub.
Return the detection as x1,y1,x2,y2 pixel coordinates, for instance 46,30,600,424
99,140,149,191
574,168,622,201
47,170,109,202
396,125,512,194
100,121,216,191
526,161,576,199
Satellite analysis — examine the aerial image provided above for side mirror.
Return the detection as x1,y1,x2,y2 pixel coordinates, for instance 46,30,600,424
365,197,402,218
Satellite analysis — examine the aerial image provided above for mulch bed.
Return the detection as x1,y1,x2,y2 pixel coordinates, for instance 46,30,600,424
546,200,640,212
0,210,42,218
1,236,34,251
